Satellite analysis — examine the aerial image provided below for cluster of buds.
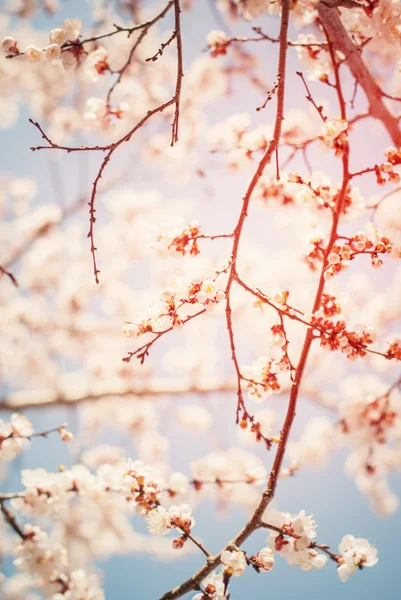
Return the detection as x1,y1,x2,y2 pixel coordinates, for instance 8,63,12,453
319,294,342,318
266,511,327,571
159,286,186,328
14,525,68,582
311,317,375,360
337,535,378,582
184,277,226,310
83,46,110,81
305,237,325,271
168,221,201,256
242,321,293,403
192,572,226,600
374,147,401,185
385,340,401,361
295,33,331,82
238,415,279,450
160,277,225,324
318,118,349,156
146,504,196,549
288,173,334,210
152,217,202,257
288,176,361,217
242,357,282,402
325,232,393,279
120,459,163,513
169,504,196,549
0,413,33,461
84,97,129,130
340,394,396,446
206,30,230,57
1,18,83,67
122,317,155,338
254,177,295,206
123,277,225,339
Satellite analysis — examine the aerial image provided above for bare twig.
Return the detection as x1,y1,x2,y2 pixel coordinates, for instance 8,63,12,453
296,71,327,122
0,265,18,287
0,501,26,540
170,0,184,146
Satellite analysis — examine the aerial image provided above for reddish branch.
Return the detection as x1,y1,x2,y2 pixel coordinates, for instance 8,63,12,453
157,0,396,595
106,1,174,107
256,78,279,112
158,2,291,596
296,71,327,122
0,265,18,287
223,26,328,49
123,308,206,364
0,422,69,446
224,0,290,432
29,1,184,284
6,4,175,60
317,0,401,146
170,0,184,146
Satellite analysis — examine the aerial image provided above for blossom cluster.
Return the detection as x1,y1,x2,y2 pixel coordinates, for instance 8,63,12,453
0,413,33,462
337,535,378,582
319,118,348,156
325,230,395,278
192,571,227,600
295,34,331,81
267,510,328,571
14,525,104,599
151,216,202,257
84,97,130,131
2,18,83,66
338,375,401,513
123,276,225,339
288,174,364,218
374,146,401,185
312,317,376,360
146,504,196,549
206,30,230,57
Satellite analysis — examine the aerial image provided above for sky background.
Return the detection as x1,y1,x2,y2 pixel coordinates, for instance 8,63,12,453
1,0,401,599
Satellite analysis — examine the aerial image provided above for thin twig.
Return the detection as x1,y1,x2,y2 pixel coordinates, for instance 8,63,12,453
170,0,184,146
0,501,26,540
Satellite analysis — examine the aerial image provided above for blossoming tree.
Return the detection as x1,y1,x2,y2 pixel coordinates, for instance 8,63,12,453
1,0,401,598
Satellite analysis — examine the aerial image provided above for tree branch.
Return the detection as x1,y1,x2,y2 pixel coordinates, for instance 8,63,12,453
317,0,401,146
159,1,292,595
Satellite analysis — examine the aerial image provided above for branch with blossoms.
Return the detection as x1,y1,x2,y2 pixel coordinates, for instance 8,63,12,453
156,0,400,597
0,457,377,596
9,2,184,284
0,413,73,464
3,0,401,598
317,0,401,147
3,6,175,64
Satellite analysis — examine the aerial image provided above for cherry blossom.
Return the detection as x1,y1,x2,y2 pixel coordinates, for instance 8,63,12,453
337,535,378,582
220,549,247,577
